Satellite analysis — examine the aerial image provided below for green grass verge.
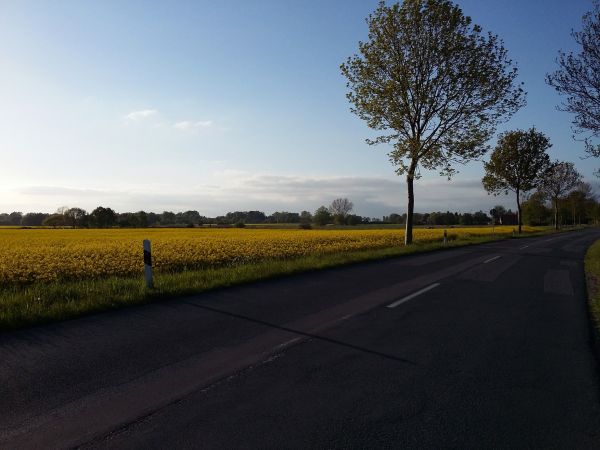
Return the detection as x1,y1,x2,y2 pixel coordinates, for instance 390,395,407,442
0,227,578,332
585,239,600,332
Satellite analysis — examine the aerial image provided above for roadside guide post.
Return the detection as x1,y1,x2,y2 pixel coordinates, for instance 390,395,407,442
143,239,154,288
443,229,448,245
490,208,497,234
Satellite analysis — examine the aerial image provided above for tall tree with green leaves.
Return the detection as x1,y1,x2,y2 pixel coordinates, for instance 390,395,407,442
540,161,582,229
546,1,600,163
341,0,525,244
482,129,551,233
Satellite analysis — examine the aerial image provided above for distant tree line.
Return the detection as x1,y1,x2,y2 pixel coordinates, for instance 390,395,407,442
2,192,599,229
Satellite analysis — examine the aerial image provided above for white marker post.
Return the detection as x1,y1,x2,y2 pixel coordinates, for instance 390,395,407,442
443,229,448,245
143,239,154,288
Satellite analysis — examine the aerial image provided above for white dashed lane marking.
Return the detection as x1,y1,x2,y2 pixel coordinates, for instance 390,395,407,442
483,256,502,264
386,283,441,309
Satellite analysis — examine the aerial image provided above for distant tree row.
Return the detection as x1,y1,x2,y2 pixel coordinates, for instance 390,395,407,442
382,211,492,226
3,191,599,229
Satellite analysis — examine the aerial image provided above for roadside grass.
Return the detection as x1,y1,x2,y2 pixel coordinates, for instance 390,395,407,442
585,239,600,332
0,226,580,332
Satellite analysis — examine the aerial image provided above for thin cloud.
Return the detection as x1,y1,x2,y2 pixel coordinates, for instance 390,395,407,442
125,109,158,120
174,120,214,131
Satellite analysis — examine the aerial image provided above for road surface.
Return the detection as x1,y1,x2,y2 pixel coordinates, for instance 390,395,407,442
1,229,600,449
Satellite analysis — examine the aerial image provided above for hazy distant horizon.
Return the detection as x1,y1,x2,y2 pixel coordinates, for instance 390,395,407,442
4,175,599,218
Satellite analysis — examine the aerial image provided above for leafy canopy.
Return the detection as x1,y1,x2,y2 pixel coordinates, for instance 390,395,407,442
482,129,552,196
341,0,525,178
540,161,582,200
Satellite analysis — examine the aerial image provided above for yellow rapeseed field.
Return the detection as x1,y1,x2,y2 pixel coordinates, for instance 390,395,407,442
0,226,534,285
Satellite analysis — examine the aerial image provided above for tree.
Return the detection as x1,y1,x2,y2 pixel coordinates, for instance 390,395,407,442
388,213,404,224
482,129,551,233
329,198,354,224
341,0,524,244
268,211,299,223
21,212,49,226
459,213,474,225
313,206,332,226
90,206,117,228
8,212,23,226
160,211,177,225
546,1,600,161
244,211,266,224
472,211,490,225
42,214,66,227
299,211,313,224
179,210,202,225
346,214,363,225
540,161,582,229
492,205,507,217
566,181,596,225
64,207,88,228
521,191,551,226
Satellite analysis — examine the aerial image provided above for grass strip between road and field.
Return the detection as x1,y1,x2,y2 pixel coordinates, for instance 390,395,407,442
0,227,577,332
585,238,600,333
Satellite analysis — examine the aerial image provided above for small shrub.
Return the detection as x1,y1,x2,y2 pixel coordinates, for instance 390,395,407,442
234,221,246,228
299,223,312,230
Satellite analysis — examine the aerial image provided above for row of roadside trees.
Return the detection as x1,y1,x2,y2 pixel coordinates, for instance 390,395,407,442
341,0,600,243
482,128,585,232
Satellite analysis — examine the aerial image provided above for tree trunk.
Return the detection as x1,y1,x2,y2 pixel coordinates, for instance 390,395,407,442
554,198,559,230
405,172,415,245
516,189,522,234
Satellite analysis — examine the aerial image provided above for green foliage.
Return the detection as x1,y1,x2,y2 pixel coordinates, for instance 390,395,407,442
313,206,332,226
521,191,551,226
42,214,66,228
341,0,524,178
21,213,49,227
299,211,313,224
90,206,117,228
482,129,552,196
346,214,363,226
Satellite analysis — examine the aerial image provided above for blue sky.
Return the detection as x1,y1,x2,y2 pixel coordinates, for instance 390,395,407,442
0,0,597,217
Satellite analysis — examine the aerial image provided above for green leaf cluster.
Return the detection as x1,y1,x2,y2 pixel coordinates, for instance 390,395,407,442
482,128,552,196
341,0,525,179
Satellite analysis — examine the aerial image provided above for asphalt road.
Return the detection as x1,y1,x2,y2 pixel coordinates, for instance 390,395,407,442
2,229,600,449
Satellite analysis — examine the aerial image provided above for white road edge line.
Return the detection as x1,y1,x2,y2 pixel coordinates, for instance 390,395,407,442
483,255,502,264
275,337,302,349
386,283,441,309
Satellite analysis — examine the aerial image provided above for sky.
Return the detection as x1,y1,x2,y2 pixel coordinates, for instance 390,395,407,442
0,0,597,217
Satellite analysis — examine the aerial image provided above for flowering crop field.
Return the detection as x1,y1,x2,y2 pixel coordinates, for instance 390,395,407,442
0,226,536,286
